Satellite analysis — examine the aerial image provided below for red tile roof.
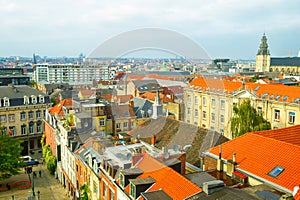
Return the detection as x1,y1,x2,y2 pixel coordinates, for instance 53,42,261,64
139,92,173,103
49,98,73,115
207,132,300,192
189,76,300,104
294,186,300,200
79,89,95,97
252,125,300,146
133,153,201,200
113,95,133,104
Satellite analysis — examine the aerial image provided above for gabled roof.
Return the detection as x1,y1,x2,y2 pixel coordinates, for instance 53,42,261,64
49,98,73,115
252,125,300,146
271,57,300,67
207,132,300,193
166,85,184,95
188,76,300,104
139,92,172,103
134,153,201,200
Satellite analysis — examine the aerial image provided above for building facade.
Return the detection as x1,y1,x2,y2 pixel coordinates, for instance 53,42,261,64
184,77,300,138
0,85,51,155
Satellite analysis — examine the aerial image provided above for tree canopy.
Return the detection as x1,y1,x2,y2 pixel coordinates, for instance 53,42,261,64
230,99,271,138
0,134,24,180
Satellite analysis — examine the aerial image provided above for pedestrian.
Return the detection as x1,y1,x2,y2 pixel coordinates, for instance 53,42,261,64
33,172,37,177
6,183,10,190
39,171,41,177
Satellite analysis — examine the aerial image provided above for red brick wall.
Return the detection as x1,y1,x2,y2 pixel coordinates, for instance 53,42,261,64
44,121,56,156
203,156,217,171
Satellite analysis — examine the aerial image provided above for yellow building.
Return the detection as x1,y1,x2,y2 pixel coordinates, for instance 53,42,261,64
255,33,300,75
184,76,300,139
0,85,52,155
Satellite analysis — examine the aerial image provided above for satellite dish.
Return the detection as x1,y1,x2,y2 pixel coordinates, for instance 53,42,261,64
126,153,133,160
173,145,180,152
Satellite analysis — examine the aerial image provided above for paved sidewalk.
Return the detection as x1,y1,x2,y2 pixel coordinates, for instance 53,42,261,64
0,164,68,200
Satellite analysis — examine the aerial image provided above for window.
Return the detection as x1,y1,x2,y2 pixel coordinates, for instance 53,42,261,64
31,95,37,104
274,109,280,121
220,114,224,124
0,115,6,123
116,123,121,129
99,130,105,136
257,107,262,115
20,112,26,120
21,125,27,135
221,100,225,110
212,98,216,108
220,129,224,134
39,95,44,103
36,110,41,118
3,97,9,107
120,173,125,187
131,121,134,128
28,111,34,119
8,126,15,136
37,121,42,133
103,184,107,199
109,189,114,200
203,97,207,107
24,96,29,105
195,109,198,117
130,183,135,198
99,118,105,126
211,126,215,131
29,122,34,134
187,95,191,103
187,107,191,115
268,166,285,178
1,127,7,135
202,111,207,120
123,122,128,128
289,112,295,124
93,180,98,194
8,114,15,122
211,113,215,122
195,96,198,105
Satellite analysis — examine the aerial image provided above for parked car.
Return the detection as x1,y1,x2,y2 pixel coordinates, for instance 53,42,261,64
20,156,39,166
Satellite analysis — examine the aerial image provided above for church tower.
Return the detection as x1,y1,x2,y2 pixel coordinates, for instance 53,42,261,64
152,90,163,119
255,33,271,72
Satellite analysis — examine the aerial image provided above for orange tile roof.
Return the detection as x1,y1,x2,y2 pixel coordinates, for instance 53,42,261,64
295,187,300,200
207,132,300,192
189,76,300,104
49,98,73,115
139,92,173,103
133,153,201,200
252,125,300,146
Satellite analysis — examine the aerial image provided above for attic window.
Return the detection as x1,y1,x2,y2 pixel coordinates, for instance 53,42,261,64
3,97,10,107
39,95,44,103
254,86,260,91
269,95,274,99
24,96,30,105
262,93,268,99
268,166,285,178
275,95,281,100
294,98,300,103
31,95,37,104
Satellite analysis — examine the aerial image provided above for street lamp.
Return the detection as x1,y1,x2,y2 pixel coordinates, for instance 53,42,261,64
37,190,40,200
26,167,35,197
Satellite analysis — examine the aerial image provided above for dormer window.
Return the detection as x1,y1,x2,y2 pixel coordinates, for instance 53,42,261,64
39,95,44,103
130,183,136,199
31,95,37,104
3,97,10,107
24,96,29,105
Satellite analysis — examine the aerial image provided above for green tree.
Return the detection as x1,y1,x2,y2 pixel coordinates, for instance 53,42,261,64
230,99,271,138
80,183,90,200
0,134,24,180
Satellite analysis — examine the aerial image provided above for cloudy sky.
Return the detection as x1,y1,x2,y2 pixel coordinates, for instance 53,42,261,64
0,0,299,59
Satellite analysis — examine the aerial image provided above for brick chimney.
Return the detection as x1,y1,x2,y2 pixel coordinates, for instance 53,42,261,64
151,135,156,146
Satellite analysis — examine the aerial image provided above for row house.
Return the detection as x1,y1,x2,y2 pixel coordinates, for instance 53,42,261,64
184,76,300,138
203,125,300,198
0,85,51,155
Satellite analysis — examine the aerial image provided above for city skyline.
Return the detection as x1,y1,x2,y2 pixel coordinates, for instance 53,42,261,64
0,0,299,59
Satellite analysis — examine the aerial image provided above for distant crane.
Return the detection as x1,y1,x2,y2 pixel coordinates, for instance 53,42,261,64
283,50,298,57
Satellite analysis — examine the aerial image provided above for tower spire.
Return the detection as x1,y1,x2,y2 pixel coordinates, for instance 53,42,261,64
257,33,270,55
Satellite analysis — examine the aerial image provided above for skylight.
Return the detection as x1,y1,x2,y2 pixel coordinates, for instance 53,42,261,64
294,98,300,103
262,93,268,99
268,166,285,178
269,95,274,99
283,96,288,101
254,86,260,91
275,95,281,100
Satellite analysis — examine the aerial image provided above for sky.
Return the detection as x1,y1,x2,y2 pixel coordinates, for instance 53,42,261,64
0,0,299,59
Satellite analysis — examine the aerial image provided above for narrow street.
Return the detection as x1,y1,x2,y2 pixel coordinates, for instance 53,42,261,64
0,163,68,200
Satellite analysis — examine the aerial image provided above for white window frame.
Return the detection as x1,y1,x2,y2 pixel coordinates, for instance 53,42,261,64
220,114,224,124
20,112,26,120
31,95,37,104
195,96,198,105
274,109,280,121
24,96,30,105
288,111,295,124
220,100,225,110
39,95,44,103
99,118,105,126
211,113,215,122
203,97,207,107
21,125,27,135
123,122,128,128
202,111,206,120
0,115,6,123
3,97,10,107
195,109,198,117
212,98,216,109
8,114,15,122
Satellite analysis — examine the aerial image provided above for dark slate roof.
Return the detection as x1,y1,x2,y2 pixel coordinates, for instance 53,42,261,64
270,57,300,67
132,97,153,118
141,190,173,200
0,85,46,98
132,79,161,92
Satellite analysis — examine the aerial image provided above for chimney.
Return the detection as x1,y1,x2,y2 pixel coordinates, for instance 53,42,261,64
233,152,236,163
151,135,156,146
